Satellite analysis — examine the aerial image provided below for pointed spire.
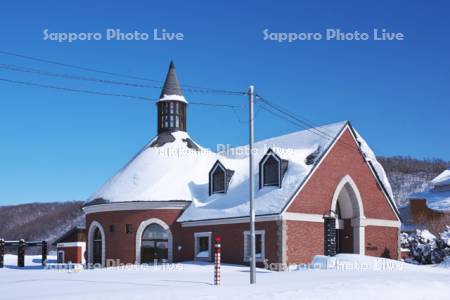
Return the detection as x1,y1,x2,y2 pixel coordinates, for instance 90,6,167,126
159,61,184,99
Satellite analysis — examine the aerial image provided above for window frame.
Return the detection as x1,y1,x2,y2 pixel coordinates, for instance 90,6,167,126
243,230,265,262
57,250,65,264
210,163,227,194
260,151,281,188
194,232,212,261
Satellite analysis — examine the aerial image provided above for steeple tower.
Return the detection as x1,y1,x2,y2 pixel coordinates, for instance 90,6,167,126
157,61,187,135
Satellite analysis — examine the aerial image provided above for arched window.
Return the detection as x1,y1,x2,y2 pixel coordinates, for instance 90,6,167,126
141,223,169,263
209,161,234,195
259,149,288,188
93,227,102,264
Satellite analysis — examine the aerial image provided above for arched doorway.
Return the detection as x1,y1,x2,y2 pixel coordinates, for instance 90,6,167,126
87,221,105,266
93,228,103,264
331,175,365,255
135,218,173,263
141,223,169,263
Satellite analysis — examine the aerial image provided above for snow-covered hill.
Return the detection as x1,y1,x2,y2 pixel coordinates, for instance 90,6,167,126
0,201,84,251
378,156,449,207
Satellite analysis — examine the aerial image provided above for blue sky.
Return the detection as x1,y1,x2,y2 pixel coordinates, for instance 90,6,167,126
0,0,449,205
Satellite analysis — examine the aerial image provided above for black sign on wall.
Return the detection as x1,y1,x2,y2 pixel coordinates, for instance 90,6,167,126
324,217,337,256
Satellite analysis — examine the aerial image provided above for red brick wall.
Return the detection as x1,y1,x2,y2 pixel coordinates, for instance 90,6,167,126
180,221,279,265
287,128,397,221
286,220,323,264
365,226,399,259
86,209,184,264
58,246,82,263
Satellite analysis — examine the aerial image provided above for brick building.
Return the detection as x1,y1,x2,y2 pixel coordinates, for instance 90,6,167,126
82,62,401,267
54,226,86,264
403,168,450,233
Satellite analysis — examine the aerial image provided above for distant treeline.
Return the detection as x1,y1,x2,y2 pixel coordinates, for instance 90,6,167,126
378,156,449,175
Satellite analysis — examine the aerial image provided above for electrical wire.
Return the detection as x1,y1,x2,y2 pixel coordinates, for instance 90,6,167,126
0,77,243,110
0,50,246,96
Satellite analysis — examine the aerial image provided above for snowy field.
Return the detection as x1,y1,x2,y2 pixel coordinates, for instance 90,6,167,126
1,254,450,300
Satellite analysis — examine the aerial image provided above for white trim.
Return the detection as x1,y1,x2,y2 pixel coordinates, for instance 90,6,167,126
363,218,401,228
181,214,280,227
194,232,212,261
282,212,400,228
330,175,365,218
243,230,265,262
56,242,85,248
281,124,348,214
83,201,189,214
135,218,173,263
283,212,324,223
87,221,106,267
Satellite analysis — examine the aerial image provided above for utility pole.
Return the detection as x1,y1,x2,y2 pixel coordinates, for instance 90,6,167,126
248,85,256,284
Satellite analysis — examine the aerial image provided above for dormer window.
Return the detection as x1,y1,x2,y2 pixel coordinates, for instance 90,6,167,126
209,161,234,195
259,149,288,188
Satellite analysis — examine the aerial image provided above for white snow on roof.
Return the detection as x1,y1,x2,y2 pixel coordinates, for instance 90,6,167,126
179,121,348,222
431,168,450,186
158,94,188,103
87,131,217,203
87,121,394,222
407,169,450,212
354,131,395,201
409,190,450,212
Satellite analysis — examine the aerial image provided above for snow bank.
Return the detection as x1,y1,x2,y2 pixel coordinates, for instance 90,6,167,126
3,255,450,300
312,254,409,271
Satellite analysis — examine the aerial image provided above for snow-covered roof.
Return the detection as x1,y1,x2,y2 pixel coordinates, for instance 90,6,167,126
86,121,395,222
409,190,450,212
87,131,217,203
407,169,450,212
431,168,450,187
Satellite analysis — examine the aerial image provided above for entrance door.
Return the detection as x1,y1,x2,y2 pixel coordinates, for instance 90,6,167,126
337,219,353,253
141,240,168,263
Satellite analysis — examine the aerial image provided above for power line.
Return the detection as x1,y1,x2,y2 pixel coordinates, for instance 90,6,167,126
256,95,365,156
0,77,242,110
0,50,246,96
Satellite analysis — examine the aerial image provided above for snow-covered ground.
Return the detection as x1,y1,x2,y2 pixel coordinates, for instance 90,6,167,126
1,254,450,300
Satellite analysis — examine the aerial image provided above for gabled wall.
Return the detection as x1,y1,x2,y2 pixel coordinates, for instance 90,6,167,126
284,127,400,263
287,128,397,219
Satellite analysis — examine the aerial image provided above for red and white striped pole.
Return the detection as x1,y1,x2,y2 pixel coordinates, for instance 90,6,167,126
214,236,221,286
